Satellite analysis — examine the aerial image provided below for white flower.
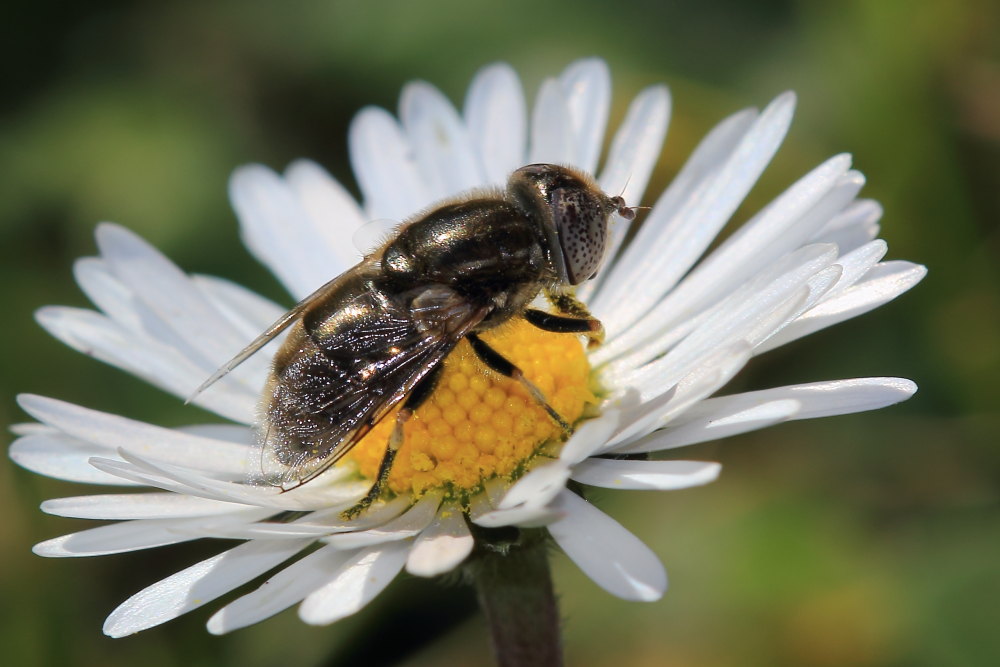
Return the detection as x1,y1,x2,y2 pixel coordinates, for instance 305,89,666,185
11,59,925,637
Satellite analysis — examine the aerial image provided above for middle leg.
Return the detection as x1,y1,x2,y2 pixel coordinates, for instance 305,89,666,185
467,332,572,434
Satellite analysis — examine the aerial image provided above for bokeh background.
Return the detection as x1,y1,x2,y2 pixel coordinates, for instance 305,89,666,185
2,1,997,665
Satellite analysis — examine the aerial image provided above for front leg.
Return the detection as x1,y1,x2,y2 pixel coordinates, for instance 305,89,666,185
533,289,605,349
523,309,605,349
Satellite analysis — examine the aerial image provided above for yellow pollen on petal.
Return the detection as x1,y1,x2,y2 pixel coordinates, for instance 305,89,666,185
346,318,596,500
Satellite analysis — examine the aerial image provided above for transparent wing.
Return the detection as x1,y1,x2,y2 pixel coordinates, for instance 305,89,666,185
255,284,488,489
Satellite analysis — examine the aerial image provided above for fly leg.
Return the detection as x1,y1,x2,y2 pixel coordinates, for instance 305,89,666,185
524,309,605,349
534,289,605,348
467,333,572,436
341,364,444,520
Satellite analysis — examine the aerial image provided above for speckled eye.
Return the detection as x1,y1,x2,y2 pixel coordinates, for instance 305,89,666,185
551,187,607,284
506,163,619,285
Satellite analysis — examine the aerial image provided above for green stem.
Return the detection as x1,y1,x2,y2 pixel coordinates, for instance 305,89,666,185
468,527,562,667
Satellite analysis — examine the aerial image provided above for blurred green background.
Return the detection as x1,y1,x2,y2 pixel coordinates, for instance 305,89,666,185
2,0,998,665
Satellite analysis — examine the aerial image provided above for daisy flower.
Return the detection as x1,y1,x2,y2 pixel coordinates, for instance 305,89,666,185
12,58,924,648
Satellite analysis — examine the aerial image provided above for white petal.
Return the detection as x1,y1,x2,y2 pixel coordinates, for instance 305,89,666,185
755,263,844,350
558,412,623,464
466,490,497,523
176,423,254,444
349,106,429,221
9,432,139,486
756,261,927,352
95,223,250,364
558,58,610,175
592,94,795,333
644,105,757,223
405,503,474,577
9,422,47,436
630,378,917,452
609,274,810,401
105,538,312,637
401,81,482,200
605,342,754,450
823,239,888,299
625,398,802,452
88,456,241,502
681,160,859,302
629,158,856,344
41,493,246,520
472,463,568,527
298,541,409,625
465,478,510,522
496,460,571,511
464,63,527,186
548,490,666,601
630,288,807,401
207,544,352,634
584,85,671,299
601,387,678,450
528,78,575,165
73,257,143,332
598,85,670,203
197,496,412,540
822,222,881,257
17,395,252,476
606,241,838,393
322,492,442,549
284,159,368,269
350,217,404,257
482,476,511,508
186,522,341,540
571,459,721,490
35,307,257,422
91,450,363,511
472,504,564,529
768,377,918,418
812,198,883,252
75,259,262,404
75,258,208,367
230,165,344,299
33,509,269,557
735,377,916,420
596,150,853,362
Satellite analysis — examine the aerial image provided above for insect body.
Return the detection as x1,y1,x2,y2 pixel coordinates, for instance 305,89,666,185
196,164,635,517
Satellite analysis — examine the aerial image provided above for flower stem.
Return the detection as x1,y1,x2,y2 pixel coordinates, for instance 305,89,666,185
468,527,562,667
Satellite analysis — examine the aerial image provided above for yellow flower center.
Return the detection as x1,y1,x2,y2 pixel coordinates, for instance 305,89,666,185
347,318,596,501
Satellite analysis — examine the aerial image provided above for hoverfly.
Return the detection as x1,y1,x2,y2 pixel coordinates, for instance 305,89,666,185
194,164,635,517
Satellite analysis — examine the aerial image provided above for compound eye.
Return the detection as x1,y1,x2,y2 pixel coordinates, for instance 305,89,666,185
552,188,607,285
